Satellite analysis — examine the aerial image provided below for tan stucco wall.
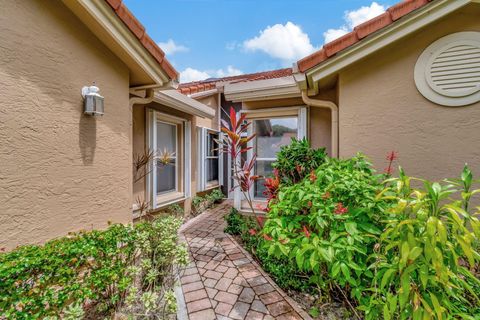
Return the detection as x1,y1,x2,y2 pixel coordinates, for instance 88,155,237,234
0,0,132,250
195,94,220,130
338,5,480,180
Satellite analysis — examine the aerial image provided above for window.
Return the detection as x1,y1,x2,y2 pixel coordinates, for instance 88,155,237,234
148,109,191,208
206,131,219,183
253,117,298,198
198,128,221,191
156,121,177,194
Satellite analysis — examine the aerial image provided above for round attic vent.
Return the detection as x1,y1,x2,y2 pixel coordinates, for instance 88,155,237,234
414,32,480,106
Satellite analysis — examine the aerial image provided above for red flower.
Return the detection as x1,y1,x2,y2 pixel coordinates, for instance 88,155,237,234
256,216,266,227
295,164,303,173
334,202,348,215
302,225,311,238
263,234,273,241
249,229,257,236
386,151,398,162
322,192,331,200
384,151,399,176
309,170,317,183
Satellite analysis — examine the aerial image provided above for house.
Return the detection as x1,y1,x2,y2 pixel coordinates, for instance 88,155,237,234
179,0,480,211
0,0,218,250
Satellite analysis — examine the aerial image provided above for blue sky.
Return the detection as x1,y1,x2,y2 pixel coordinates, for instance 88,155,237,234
123,0,390,83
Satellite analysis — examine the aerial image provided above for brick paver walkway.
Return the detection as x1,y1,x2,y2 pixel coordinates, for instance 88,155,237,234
178,202,309,320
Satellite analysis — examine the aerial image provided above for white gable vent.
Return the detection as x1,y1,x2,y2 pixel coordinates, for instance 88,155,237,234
414,32,480,107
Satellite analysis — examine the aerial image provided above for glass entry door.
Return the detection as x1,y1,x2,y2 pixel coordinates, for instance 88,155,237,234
253,117,298,198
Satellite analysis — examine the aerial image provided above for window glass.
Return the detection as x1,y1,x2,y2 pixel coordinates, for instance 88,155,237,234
156,121,177,194
254,118,298,158
157,162,176,194
206,131,219,183
254,160,274,198
157,121,176,154
254,117,297,198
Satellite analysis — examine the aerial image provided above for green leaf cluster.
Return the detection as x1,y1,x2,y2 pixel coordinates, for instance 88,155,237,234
0,216,186,319
272,137,327,185
262,150,480,319
363,166,480,319
263,154,386,298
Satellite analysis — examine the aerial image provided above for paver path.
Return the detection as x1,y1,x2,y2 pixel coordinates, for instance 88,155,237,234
178,202,309,320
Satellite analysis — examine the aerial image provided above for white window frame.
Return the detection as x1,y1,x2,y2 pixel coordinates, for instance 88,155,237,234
197,127,222,192
233,106,307,208
147,109,191,209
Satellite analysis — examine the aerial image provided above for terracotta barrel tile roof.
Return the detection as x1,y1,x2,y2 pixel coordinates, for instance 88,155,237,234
104,0,178,80
297,0,434,72
178,68,293,95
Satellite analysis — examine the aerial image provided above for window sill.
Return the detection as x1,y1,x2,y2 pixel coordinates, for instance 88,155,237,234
132,195,186,219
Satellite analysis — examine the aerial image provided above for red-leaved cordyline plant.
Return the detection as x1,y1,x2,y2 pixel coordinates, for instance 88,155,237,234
218,107,263,226
384,151,399,176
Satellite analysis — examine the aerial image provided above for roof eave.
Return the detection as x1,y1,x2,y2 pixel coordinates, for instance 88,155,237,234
154,90,215,119
305,0,471,90
63,0,176,86
224,76,301,102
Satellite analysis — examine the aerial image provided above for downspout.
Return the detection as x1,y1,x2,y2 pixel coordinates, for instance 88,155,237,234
129,88,155,215
129,88,155,108
301,90,339,158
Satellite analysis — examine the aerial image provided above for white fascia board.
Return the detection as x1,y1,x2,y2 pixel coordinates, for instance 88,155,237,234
188,89,218,99
224,76,301,102
306,0,471,88
70,0,171,85
154,90,215,119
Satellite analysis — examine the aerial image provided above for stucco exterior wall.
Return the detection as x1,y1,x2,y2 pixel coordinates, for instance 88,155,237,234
338,6,480,180
0,0,132,250
195,94,220,130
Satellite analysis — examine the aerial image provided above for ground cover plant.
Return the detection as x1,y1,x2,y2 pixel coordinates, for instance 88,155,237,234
226,137,480,319
192,188,224,215
0,216,188,319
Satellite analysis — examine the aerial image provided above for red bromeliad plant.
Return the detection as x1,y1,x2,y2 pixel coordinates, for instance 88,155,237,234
218,107,263,226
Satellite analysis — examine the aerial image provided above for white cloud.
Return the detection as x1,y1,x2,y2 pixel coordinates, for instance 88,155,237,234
345,2,386,29
180,68,210,83
157,39,189,56
180,66,243,83
243,22,317,64
323,2,386,43
323,27,349,44
215,65,243,78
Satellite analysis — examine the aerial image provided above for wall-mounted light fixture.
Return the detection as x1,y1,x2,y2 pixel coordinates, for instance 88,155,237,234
81,84,104,116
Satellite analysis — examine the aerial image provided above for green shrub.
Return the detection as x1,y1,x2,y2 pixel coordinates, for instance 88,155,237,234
263,154,386,297
0,216,188,319
272,137,326,185
262,153,480,319
362,167,480,320
224,208,312,292
193,189,224,215
224,208,244,235
207,189,224,204
255,243,313,292
167,203,184,217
